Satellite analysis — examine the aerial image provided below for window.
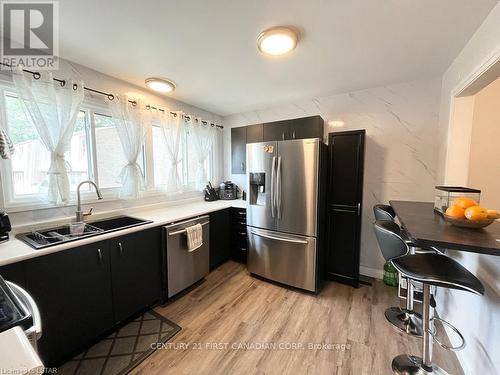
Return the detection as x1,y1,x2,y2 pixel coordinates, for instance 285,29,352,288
4,94,91,199
185,127,214,189
151,123,216,191
94,113,145,189
151,124,187,189
0,85,217,209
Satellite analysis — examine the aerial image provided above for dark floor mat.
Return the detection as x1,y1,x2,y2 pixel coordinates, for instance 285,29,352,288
57,310,181,375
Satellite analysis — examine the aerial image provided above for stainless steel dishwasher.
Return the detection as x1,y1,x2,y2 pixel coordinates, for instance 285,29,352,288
164,216,210,298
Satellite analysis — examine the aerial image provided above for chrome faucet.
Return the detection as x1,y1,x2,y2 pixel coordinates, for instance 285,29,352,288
76,180,103,222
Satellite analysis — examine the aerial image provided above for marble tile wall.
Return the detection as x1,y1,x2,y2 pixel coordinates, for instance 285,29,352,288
223,77,442,275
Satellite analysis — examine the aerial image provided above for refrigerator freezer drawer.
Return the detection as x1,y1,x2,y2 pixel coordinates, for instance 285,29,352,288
247,226,317,292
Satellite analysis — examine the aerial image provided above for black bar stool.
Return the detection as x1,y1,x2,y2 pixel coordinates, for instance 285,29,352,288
373,220,423,337
373,205,445,338
374,204,396,221
374,204,443,252
374,220,484,375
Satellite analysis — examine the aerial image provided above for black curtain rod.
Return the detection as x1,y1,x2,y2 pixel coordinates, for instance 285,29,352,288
0,62,223,129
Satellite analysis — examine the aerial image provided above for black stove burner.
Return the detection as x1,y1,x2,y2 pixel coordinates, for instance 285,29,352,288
0,276,32,333
0,307,10,322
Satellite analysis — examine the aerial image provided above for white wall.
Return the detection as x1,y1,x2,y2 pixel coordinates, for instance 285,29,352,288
437,4,500,375
438,3,500,185
444,96,475,184
223,77,441,277
468,78,500,209
0,58,223,227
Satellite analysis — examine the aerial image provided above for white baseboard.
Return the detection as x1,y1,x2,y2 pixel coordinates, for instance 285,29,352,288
360,266,383,280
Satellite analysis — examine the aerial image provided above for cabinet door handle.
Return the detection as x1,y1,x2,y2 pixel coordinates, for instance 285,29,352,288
292,130,296,139
357,203,361,216
97,248,102,264
282,131,285,140
241,162,245,171
239,232,246,236
118,242,123,256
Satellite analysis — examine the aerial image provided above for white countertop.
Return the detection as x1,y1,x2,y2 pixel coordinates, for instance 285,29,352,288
0,327,44,374
0,199,247,267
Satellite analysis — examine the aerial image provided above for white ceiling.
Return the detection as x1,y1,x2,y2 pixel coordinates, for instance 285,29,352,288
57,0,497,116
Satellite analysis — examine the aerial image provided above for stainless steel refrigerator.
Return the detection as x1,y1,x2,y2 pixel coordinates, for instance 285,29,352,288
246,138,326,292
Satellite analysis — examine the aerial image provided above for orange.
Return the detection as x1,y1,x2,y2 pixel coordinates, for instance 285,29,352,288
464,206,488,221
487,209,500,219
453,197,478,210
445,205,465,219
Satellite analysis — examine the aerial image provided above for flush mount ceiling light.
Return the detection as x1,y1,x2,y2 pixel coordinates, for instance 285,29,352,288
145,77,176,93
257,26,299,56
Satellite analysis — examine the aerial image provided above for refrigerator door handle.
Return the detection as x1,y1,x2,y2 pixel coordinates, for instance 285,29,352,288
271,156,277,218
250,230,308,244
276,156,282,219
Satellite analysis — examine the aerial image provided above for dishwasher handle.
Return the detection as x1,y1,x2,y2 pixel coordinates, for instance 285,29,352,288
168,221,209,236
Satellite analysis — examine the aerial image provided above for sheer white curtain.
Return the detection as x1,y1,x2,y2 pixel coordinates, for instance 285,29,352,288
13,67,84,204
158,110,184,193
108,95,147,199
211,127,223,183
189,117,217,190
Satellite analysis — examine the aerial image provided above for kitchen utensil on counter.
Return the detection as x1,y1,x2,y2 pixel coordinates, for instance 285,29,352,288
204,183,219,201
219,181,239,200
0,211,11,243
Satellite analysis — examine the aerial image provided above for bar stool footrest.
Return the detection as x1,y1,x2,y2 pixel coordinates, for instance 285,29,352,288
430,316,466,351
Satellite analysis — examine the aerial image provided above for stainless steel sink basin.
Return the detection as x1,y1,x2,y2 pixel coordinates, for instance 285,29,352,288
90,216,150,232
17,216,152,250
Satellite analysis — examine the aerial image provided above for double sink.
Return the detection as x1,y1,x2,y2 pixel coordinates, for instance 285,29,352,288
17,216,152,250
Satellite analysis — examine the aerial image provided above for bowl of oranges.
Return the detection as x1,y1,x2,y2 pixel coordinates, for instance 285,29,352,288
444,197,500,229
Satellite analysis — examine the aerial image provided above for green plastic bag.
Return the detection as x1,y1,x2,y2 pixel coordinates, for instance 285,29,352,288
383,261,399,287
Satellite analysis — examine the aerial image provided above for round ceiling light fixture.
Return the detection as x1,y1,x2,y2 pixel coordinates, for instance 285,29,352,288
145,77,176,93
257,26,299,56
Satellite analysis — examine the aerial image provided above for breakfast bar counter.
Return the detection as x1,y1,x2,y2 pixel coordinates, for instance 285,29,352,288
389,201,500,256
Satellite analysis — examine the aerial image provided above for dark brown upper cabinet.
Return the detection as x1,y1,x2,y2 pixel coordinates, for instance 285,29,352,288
263,119,291,141
246,124,264,143
230,116,324,175
263,116,324,141
290,116,324,140
231,126,247,174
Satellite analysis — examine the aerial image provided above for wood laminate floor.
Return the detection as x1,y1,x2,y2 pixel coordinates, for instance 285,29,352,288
132,261,463,375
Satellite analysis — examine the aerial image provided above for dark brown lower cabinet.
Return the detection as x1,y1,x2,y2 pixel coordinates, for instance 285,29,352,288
209,209,232,269
326,206,360,287
231,208,247,263
0,261,26,288
110,228,162,324
26,240,114,366
14,228,163,367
